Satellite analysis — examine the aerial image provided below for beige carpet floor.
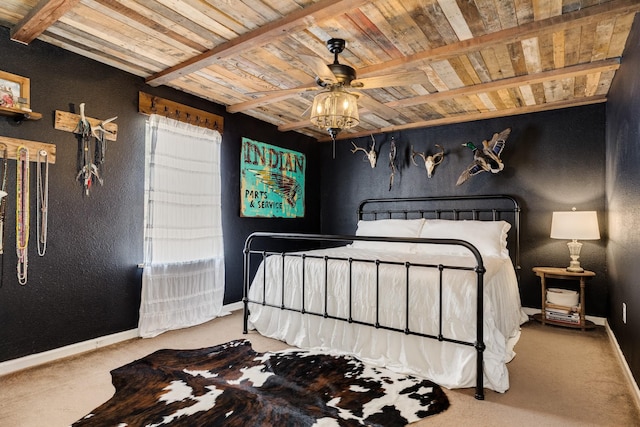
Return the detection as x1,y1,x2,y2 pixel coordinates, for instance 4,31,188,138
0,311,638,426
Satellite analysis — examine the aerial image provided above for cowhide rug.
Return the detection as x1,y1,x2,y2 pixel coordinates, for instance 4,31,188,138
73,339,449,426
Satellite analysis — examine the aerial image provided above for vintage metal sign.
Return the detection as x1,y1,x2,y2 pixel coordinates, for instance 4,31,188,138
240,137,305,218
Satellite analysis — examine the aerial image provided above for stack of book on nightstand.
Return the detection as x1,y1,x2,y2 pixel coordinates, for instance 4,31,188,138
545,307,581,324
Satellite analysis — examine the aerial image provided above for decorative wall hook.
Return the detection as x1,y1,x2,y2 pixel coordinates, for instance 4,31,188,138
138,92,224,132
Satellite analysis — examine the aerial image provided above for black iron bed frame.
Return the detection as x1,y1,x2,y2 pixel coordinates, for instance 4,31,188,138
243,195,520,400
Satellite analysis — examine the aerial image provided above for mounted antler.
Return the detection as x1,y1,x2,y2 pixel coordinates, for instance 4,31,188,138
350,135,377,168
412,144,444,178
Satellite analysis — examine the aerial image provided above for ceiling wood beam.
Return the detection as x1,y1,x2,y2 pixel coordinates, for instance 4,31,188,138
387,58,620,109
226,87,316,113
314,95,608,142
228,0,639,112
145,0,370,87
276,58,619,133
10,0,81,44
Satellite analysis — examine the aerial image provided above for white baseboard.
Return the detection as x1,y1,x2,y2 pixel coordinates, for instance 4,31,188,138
0,328,140,377
224,301,243,312
521,306,606,326
0,302,244,377
605,321,640,412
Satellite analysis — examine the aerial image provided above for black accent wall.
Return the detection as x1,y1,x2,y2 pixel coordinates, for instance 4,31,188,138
606,13,640,386
319,107,607,315
0,26,319,362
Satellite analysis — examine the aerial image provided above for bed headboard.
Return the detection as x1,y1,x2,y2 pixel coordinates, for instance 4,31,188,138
357,195,521,278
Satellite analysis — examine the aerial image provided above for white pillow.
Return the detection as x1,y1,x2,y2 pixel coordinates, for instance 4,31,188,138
415,219,511,258
351,218,426,252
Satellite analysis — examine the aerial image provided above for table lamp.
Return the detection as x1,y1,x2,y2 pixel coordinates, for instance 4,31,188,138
550,208,600,272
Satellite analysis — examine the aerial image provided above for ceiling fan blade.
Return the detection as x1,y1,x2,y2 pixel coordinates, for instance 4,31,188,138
299,54,337,84
246,84,318,97
300,104,311,118
351,70,430,89
357,93,401,119
227,85,318,114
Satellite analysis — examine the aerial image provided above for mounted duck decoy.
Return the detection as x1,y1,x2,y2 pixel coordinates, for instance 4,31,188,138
456,142,492,186
482,128,510,173
456,128,511,186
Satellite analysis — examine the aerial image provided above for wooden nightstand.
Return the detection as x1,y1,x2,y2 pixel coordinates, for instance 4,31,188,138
532,266,596,330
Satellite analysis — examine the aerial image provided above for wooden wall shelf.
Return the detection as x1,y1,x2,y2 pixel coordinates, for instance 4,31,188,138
0,105,42,121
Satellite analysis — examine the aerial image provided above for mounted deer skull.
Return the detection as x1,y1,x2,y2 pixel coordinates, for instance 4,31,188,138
350,135,377,168
412,144,444,178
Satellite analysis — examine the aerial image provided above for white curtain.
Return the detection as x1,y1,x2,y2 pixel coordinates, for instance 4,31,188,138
139,114,226,338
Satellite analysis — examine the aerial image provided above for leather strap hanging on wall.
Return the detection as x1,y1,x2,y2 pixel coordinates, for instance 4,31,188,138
138,91,224,133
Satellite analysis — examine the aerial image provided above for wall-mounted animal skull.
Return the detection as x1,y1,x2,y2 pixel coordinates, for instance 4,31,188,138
411,144,444,178
351,135,377,168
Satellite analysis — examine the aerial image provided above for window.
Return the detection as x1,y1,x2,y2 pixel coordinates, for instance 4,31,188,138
139,114,225,337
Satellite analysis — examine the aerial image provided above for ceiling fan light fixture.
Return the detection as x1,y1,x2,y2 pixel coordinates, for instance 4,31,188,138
310,88,359,137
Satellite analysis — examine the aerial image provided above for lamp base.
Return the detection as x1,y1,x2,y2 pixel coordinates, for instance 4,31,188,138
565,264,584,273
566,240,584,272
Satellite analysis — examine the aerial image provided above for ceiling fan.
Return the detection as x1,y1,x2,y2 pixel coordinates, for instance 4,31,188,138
305,38,434,138
246,38,433,137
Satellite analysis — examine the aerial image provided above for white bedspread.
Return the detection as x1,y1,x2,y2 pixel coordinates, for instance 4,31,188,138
247,246,528,392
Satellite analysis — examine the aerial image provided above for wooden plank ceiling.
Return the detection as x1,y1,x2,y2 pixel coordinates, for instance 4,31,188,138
1,0,638,141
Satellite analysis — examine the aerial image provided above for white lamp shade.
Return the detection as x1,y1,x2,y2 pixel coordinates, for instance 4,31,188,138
550,210,600,240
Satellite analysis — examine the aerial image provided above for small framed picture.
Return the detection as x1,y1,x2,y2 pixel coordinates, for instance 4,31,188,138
0,70,30,110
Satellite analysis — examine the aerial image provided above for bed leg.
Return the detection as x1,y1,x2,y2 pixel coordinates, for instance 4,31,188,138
242,297,249,334
242,244,251,335
475,341,485,400
475,266,486,400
